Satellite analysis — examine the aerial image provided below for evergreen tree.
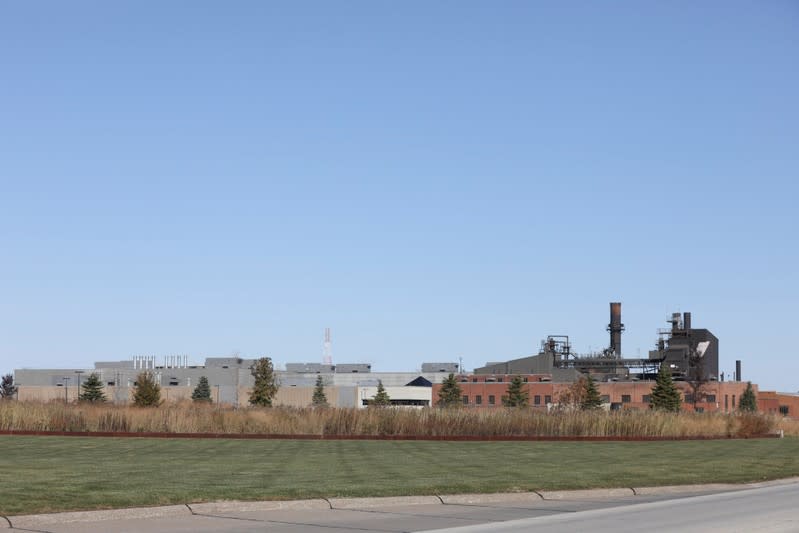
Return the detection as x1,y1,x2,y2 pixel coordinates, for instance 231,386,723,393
79,372,107,403
580,374,603,410
249,357,279,407
132,371,161,407
437,373,462,408
0,374,17,400
502,375,529,407
371,380,391,407
739,382,757,412
650,364,682,412
311,375,329,407
192,376,212,403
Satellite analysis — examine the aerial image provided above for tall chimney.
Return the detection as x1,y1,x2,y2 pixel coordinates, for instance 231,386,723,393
735,360,742,382
608,302,624,358
683,312,692,331
671,313,681,332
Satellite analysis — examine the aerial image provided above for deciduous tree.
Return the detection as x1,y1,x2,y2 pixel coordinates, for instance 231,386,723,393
132,372,161,407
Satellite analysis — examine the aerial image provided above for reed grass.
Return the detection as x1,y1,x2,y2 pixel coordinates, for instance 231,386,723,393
0,401,787,438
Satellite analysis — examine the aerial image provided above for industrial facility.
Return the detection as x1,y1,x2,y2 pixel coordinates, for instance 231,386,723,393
11,304,799,417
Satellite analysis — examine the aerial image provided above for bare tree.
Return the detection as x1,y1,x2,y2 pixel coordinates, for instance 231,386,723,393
686,350,708,412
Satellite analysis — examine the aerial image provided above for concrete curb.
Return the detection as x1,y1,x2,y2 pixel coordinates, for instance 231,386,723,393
329,495,443,509
188,499,330,514
539,487,636,500
440,492,543,505
632,483,742,496
7,478,799,526
8,504,191,529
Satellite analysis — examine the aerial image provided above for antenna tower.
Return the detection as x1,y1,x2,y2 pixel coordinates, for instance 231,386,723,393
323,327,333,365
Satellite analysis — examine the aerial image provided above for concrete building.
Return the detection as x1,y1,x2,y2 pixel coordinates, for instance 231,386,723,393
13,357,447,408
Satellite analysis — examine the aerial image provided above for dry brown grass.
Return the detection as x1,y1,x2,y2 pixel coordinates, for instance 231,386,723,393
0,401,782,438
0,401,780,438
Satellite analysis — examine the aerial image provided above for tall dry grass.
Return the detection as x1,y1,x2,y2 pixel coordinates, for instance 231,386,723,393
0,401,781,438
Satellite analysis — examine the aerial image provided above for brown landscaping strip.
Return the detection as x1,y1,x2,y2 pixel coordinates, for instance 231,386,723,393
0,430,780,441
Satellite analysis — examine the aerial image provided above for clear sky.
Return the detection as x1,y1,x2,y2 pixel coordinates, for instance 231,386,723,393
1,2,797,391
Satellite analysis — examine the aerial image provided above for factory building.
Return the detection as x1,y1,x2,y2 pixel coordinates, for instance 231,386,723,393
13,357,450,408
10,303,797,418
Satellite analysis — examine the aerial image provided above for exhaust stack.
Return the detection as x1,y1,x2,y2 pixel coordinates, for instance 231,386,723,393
608,302,625,358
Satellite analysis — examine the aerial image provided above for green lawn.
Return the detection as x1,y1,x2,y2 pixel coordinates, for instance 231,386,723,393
1,436,798,516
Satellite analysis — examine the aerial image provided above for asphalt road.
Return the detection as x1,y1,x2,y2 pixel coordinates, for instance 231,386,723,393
429,482,799,533
4,482,797,532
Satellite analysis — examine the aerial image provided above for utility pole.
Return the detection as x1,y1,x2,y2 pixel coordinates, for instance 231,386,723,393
62,376,70,404
75,370,84,401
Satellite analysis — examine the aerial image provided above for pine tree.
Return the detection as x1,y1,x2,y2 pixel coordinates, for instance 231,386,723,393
192,376,212,403
371,380,391,407
650,364,682,412
312,375,328,407
132,371,162,407
437,373,462,408
502,375,529,407
580,374,603,410
249,357,279,407
739,382,757,412
79,372,107,403
0,374,17,400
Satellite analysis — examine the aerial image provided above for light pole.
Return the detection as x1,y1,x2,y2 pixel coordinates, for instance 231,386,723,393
75,370,84,401
62,377,70,403
216,384,220,408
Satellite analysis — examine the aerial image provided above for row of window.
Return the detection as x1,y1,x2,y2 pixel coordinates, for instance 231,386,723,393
459,393,735,406
459,377,531,384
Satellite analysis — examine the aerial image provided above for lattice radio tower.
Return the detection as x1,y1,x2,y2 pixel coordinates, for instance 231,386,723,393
323,327,333,365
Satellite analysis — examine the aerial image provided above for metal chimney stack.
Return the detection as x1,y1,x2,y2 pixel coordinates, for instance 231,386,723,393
608,302,625,358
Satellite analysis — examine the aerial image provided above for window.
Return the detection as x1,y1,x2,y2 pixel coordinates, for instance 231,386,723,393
544,395,552,404
732,395,736,408
472,378,478,383
523,377,528,383
476,395,482,405
107,381,115,386
685,394,694,403
534,395,541,405
642,395,651,403
497,377,504,383
462,395,469,405
600,395,610,403
695,407,704,413
621,395,631,403
488,395,495,405
725,395,729,410
706,394,716,403
780,406,789,416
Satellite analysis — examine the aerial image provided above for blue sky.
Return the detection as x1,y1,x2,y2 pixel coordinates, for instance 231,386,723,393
1,2,797,391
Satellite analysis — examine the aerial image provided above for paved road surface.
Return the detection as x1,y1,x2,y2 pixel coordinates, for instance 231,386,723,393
4,482,797,532
429,482,799,533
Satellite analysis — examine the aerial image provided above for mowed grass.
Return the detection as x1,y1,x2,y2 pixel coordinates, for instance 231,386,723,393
1,436,798,516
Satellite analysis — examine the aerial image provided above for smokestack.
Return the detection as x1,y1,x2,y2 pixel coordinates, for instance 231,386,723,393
671,313,681,332
735,360,741,382
608,302,624,358
683,312,692,331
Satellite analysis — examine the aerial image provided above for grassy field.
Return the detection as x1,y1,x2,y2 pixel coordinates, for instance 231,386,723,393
1,435,798,516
